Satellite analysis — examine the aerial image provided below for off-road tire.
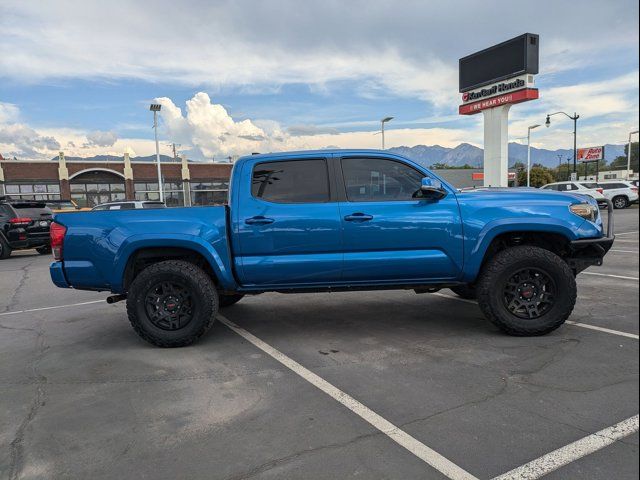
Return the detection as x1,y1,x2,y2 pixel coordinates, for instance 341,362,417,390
219,293,244,308
126,260,218,347
36,246,51,255
0,236,11,260
612,195,628,209
449,284,476,300
477,246,576,336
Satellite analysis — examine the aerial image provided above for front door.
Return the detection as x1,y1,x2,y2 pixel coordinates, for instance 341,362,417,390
234,157,343,286
337,156,463,283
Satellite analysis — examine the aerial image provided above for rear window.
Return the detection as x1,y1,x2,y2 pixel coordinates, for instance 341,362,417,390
600,183,626,190
252,159,330,203
14,206,52,218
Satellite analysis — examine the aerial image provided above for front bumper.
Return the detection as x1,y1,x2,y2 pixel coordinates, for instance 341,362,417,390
568,198,614,272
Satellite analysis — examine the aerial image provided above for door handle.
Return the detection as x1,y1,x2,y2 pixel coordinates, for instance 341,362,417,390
245,216,275,225
344,213,373,222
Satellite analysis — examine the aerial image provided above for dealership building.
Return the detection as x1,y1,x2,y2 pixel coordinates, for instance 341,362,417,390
0,152,517,208
0,153,232,208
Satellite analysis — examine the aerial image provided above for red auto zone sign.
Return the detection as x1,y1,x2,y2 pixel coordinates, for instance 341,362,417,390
577,146,604,162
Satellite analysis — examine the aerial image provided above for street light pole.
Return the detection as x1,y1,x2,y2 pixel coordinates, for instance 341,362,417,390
627,130,639,180
150,103,164,202
546,111,580,175
526,124,540,187
380,117,393,149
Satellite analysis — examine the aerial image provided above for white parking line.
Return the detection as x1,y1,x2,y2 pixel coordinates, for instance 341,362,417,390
0,299,106,317
492,415,639,480
610,249,638,253
581,271,639,281
565,321,639,340
218,314,478,480
432,292,638,340
614,231,639,236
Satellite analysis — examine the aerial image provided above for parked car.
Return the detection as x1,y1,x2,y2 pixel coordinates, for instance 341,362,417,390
0,197,53,259
50,150,614,347
45,199,88,213
91,201,166,211
540,181,607,206
595,180,638,209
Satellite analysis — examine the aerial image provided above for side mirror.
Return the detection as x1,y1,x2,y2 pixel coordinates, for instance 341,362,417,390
420,177,447,200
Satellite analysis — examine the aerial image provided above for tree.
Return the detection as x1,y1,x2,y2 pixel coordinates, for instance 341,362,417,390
609,142,638,172
518,164,555,187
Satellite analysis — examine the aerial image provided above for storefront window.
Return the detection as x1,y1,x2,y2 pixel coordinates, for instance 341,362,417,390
4,183,61,201
135,180,184,207
70,171,126,207
190,178,229,206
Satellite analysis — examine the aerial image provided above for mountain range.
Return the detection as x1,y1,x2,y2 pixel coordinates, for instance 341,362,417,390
49,143,627,169
388,143,626,169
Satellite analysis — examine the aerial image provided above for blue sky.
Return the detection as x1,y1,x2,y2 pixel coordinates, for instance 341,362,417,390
1,0,638,160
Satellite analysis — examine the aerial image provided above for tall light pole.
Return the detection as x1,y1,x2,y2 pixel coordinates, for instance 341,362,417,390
627,129,639,180
150,103,164,202
381,117,393,150
526,124,540,187
546,111,579,175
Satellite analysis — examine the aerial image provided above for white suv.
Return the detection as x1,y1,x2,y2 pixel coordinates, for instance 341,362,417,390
539,181,607,206
596,181,639,209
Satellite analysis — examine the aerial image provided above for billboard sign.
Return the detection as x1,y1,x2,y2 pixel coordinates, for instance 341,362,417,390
459,33,539,93
459,88,538,115
577,146,605,162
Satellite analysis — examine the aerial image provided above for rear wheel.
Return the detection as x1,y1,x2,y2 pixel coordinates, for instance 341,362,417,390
477,246,575,336
612,196,628,209
126,260,218,347
219,293,244,308
0,237,11,260
449,284,476,300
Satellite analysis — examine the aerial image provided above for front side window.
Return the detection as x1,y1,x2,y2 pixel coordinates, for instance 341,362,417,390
341,157,423,202
252,159,329,204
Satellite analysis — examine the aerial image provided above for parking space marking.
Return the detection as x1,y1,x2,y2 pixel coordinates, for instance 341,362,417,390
610,249,638,253
614,231,639,236
432,293,639,340
0,299,105,317
492,414,639,480
565,321,639,340
218,314,479,480
581,271,639,281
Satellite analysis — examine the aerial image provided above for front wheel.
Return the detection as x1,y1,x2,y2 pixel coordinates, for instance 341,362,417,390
126,260,218,347
612,196,628,209
477,246,576,336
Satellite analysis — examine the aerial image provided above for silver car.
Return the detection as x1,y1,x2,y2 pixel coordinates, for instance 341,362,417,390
539,181,607,206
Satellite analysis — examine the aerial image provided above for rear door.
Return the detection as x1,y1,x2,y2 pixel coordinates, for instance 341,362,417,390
234,157,343,286
336,156,463,282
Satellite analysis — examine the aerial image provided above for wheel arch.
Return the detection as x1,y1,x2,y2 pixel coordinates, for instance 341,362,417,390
113,235,236,293
463,223,575,282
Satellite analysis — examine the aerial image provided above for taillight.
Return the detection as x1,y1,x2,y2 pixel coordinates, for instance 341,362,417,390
596,188,604,194
50,222,67,261
631,187,638,193
9,217,32,227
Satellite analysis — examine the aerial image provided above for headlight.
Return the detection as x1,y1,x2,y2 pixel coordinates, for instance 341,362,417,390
569,203,598,222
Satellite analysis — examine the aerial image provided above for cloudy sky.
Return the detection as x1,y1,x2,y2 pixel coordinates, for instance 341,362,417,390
0,0,638,160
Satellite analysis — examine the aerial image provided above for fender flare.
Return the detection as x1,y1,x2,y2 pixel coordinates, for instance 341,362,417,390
462,219,578,282
111,234,235,292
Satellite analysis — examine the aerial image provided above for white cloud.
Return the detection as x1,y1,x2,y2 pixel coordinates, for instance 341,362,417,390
0,102,19,123
0,123,61,158
84,130,118,147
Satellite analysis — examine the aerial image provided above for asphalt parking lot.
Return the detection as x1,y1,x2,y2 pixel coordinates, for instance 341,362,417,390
1,207,638,480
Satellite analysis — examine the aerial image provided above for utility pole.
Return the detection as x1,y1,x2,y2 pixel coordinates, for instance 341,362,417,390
380,117,393,149
526,124,540,187
150,103,164,202
627,130,639,180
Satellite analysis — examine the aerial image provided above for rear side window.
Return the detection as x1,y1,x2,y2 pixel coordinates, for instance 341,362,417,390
252,159,330,203
341,157,424,202
600,183,625,190
581,183,598,189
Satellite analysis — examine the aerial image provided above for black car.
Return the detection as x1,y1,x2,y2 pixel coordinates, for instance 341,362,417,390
0,197,53,259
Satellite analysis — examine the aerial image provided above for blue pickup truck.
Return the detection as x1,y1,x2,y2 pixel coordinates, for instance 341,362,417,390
49,150,614,347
